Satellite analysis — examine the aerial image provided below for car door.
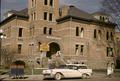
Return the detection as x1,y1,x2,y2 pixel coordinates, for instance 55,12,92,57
65,65,81,78
78,66,88,76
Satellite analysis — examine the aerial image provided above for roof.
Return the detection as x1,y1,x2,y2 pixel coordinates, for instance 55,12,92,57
92,11,110,16
0,8,28,26
68,5,96,20
7,8,28,17
57,6,116,27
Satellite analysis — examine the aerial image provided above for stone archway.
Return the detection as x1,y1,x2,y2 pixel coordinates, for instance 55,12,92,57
12,60,25,66
46,42,60,58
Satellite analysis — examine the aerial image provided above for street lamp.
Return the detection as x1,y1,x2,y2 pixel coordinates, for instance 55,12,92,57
0,29,6,68
29,43,34,75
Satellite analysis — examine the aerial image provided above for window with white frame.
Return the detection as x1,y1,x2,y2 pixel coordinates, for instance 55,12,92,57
98,30,102,40
80,28,84,38
75,44,84,55
50,0,53,6
107,47,114,57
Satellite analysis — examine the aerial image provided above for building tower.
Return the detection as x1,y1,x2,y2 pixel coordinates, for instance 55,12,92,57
28,0,59,64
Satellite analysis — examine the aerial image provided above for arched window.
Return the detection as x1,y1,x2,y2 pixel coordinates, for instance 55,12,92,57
80,28,84,38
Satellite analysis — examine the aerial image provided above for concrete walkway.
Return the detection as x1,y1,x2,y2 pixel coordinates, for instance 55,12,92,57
1,72,120,81
0,75,43,81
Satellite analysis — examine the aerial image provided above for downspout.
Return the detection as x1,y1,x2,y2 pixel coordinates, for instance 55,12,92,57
69,17,72,60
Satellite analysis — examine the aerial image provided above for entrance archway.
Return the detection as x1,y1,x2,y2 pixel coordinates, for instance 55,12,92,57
47,42,60,58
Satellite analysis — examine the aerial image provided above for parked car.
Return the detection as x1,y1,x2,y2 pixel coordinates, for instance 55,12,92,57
42,64,92,80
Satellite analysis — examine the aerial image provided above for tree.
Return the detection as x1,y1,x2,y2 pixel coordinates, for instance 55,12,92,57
1,47,16,68
101,0,120,31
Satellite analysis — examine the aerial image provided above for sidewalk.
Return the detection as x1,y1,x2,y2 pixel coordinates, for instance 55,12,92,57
1,72,120,81
0,75,43,81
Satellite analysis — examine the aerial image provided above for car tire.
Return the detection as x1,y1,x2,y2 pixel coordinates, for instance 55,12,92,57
54,73,63,80
82,73,89,79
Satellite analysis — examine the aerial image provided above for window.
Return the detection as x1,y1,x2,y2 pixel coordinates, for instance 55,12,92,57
107,47,113,57
44,0,47,5
50,0,53,6
100,16,102,20
31,14,33,21
76,27,79,36
18,44,22,54
18,28,23,37
103,17,105,21
30,28,32,36
32,0,34,7
43,27,47,34
38,42,41,51
94,29,97,38
80,45,84,54
44,12,47,20
106,31,109,40
98,30,102,40
49,28,52,35
80,28,84,38
75,45,79,55
49,13,53,21
110,32,113,40
34,12,36,20
30,27,34,36
34,0,36,5
75,44,84,55
59,8,62,17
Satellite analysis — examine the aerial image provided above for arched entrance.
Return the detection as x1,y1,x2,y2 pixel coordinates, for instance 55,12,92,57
46,42,60,58
12,60,25,66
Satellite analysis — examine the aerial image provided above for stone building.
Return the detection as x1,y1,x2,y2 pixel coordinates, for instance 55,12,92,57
0,0,117,69
0,9,29,67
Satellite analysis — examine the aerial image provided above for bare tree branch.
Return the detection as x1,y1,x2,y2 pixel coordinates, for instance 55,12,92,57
101,0,120,31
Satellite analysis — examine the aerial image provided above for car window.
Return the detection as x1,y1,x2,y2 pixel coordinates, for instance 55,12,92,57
67,65,78,70
58,65,67,69
78,66,87,69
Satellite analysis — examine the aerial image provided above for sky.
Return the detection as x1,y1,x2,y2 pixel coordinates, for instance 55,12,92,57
1,0,103,21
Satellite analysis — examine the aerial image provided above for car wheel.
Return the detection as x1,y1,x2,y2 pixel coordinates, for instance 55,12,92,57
54,73,63,80
82,73,89,79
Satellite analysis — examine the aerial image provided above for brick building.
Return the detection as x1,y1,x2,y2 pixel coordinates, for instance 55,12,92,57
0,0,117,69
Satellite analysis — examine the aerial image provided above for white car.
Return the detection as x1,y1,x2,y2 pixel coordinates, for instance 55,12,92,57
42,64,92,80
